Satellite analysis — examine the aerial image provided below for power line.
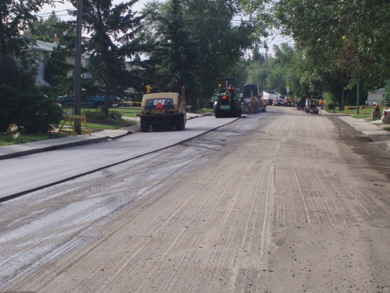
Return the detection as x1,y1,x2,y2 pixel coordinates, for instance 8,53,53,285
35,9,252,24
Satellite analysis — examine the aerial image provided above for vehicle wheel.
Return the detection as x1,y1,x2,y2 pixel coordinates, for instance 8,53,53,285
141,118,149,132
215,107,221,118
174,115,185,131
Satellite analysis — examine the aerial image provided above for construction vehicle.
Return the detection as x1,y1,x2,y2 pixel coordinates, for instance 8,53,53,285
213,77,243,118
136,74,186,132
304,99,319,114
242,84,263,113
209,89,219,109
296,98,305,110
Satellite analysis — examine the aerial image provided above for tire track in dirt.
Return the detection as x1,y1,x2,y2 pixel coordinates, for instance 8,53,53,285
4,108,390,292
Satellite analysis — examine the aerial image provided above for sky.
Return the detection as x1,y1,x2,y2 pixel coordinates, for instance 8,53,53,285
37,0,291,55
37,0,151,20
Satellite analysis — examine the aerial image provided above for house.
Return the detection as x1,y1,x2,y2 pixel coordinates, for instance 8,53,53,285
66,53,92,79
25,32,60,87
367,88,388,106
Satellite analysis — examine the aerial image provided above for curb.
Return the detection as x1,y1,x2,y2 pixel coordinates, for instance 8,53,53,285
0,136,109,161
0,113,212,161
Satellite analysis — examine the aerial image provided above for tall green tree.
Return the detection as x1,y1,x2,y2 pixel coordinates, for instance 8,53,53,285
0,0,52,58
142,0,256,106
0,0,62,133
69,0,145,116
28,11,70,44
144,0,200,105
274,0,390,91
183,0,255,105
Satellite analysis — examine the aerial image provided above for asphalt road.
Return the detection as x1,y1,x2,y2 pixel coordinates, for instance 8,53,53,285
0,116,237,199
1,106,390,292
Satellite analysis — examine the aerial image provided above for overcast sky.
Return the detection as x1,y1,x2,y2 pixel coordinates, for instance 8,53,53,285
37,0,291,54
37,0,151,20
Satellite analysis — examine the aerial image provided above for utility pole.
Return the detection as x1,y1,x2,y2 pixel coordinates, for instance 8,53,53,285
74,0,83,134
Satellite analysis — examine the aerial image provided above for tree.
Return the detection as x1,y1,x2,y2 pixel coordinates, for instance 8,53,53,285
143,0,200,106
142,0,256,106
68,0,145,116
183,0,255,105
28,11,70,44
0,0,62,133
242,0,390,105
274,0,390,92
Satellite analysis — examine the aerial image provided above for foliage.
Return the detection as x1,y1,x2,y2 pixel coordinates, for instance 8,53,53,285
0,58,63,133
0,0,63,134
0,0,53,58
273,0,390,92
0,132,68,146
82,109,122,121
142,0,256,107
144,0,200,106
384,83,390,108
323,92,336,110
68,0,146,116
28,12,72,45
241,0,390,105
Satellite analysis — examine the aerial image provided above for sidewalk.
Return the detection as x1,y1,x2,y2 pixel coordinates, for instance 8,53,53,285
0,113,206,160
320,109,390,151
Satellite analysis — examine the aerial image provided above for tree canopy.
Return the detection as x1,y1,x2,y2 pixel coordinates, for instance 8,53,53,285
68,0,145,115
241,0,390,106
142,0,256,106
0,0,62,133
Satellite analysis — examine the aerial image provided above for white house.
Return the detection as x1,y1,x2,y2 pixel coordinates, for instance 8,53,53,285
26,32,60,87
367,88,388,106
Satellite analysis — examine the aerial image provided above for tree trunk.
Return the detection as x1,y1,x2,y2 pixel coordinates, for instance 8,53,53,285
103,75,110,117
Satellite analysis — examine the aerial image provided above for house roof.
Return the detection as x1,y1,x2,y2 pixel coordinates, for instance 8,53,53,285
30,40,58,52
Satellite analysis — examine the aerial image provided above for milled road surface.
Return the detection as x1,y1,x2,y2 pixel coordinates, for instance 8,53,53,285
1,107,390,292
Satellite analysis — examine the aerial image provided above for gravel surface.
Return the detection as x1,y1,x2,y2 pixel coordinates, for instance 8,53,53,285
1,107,390,292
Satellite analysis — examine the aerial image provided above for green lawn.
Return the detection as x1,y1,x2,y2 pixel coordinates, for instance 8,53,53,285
114,107,141,118
86,122,123,130
0,132,69,146
329,107,380,119
0,115,136,146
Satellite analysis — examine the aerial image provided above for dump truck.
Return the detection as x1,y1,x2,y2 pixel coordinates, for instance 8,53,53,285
136,74,187,132
213,77,243,118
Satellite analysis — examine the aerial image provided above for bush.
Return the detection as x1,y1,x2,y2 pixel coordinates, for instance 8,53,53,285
82,109,123,123
384,83,390,108
0,58,63,133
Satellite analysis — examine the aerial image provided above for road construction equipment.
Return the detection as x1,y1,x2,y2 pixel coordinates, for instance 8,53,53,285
214,78,243,118
137,74,186,132
242,84,263,113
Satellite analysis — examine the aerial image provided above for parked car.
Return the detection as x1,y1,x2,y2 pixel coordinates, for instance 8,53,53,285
383,108,390,123
59,95,119,108
118,98,133,107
